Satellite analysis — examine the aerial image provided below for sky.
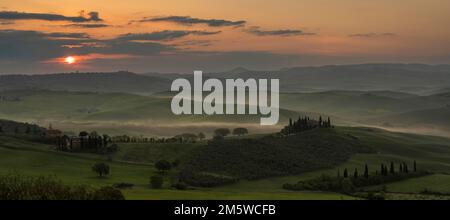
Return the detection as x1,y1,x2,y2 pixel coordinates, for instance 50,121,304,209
1,0,450,74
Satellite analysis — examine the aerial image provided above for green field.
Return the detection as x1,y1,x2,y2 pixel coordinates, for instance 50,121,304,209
2,89,450,137
1,125,450,200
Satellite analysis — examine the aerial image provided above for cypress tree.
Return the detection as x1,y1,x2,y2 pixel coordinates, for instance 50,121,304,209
404,163,409,173
364,164,369,178
354,168,358,178
343,168,348,178
414,160,417,172
399,164,403,173
390,162,395,174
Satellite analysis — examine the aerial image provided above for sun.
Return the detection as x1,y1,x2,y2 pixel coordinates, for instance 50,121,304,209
64,56,76,64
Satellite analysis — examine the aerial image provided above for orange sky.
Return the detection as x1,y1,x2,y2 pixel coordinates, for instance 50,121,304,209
1,0,450,73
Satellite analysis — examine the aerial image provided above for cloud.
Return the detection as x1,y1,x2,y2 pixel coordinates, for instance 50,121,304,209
114,30,221,42
0,29,92,61
136,15,246,27
0,11,103,22
0,29,174,62
63,23,110,28
45,32,91,39
178,40,214,47
246,27,315,37
0,20,14,25
349,32,396,38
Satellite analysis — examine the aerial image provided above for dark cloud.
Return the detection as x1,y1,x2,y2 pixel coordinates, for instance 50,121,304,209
0,29,174,62
136,16,246,27
45,32,91,39
246,27,315,36
349,32,396,38
0,30,92,61
114,30,221,42
171,40,215,49
63,23,110,28
0,11,103,22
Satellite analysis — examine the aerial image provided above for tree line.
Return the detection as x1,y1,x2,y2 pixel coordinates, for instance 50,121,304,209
283,160,427,194
281,116,332,135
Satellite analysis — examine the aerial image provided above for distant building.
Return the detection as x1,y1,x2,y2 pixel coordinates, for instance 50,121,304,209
44,124,62,137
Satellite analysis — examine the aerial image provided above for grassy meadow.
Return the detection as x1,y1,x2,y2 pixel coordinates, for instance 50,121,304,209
1,125,450,200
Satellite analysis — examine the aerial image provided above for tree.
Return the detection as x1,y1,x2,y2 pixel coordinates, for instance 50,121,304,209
414,160,417,172
150,175,164,189
364,164,369,178
399,163,403,173
232,127,249,136
404,163,409,173
155,160,172,174
178,133,198,143
390,162,395,174
343,168,348,178
198,132,205,140
0,126,3,133
14,127,19,134
353,168,358,178
214,128,230,137
25,126,31,134
92,162,110,177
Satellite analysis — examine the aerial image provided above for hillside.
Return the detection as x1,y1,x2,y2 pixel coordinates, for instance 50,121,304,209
1,125,450,199
367,106,450,136
0,72,170,94
0,119,45,134
180,128,374,186
150,64,450,94
0,89,307,136
2,89,450,137
2,64,450,95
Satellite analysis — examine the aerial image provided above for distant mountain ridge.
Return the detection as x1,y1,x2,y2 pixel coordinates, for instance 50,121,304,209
0,71,170,94
1,64,450,95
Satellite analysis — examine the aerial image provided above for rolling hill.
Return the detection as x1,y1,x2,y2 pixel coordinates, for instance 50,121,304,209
2,64,450,95
367,106,450,135
1,125,450,199
0,71,170,94
149,63,450,94
2,89,450,136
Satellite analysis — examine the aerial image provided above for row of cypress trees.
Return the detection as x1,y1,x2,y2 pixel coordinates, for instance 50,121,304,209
339,161,418,178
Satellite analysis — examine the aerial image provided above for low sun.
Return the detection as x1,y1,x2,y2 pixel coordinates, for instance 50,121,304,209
64,56,76,64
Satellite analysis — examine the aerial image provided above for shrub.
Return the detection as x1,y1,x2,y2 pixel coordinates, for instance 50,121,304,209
214,128,230,137
0,174,124,200
233,128,249,136
150,175,164,189
155,160,172,173
172,181,188,190
93,186,125,200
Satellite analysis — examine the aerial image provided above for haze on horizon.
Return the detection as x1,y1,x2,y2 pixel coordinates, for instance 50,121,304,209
1,0,450,74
